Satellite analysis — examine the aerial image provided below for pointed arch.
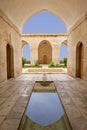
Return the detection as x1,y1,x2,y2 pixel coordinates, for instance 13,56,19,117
6,44,14,79
22,9,66,31
60,43,67,61
76,42,84,78
22,40,31,62
38,40,52,64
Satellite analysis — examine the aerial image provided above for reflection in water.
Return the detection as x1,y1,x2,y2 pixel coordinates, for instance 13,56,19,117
33,81,56,92
26,92,64,126
19,81,72,130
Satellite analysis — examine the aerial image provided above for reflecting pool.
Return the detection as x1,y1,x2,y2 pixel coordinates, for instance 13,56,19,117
18,81,72,130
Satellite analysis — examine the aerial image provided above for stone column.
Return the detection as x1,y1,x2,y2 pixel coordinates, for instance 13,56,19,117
30,43,38,65
52,44,60,64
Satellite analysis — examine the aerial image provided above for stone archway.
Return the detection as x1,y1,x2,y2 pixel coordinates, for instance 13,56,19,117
38,40,52,64
60,43,67,62
76,42,84,78
22,43,31,63
6,44,14,79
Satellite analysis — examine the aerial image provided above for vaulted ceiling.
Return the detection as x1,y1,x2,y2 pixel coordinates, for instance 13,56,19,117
0,0,87,32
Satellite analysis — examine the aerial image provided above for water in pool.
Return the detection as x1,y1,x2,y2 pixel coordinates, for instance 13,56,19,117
19,81,72,130
26,92,64,126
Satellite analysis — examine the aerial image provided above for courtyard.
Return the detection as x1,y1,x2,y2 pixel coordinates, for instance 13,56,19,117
0,0,87,130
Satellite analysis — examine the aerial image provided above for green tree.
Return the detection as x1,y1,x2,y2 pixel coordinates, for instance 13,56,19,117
22,57,26,66
63,57,67,66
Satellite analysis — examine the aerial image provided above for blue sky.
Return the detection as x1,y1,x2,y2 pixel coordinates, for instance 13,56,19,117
22,12,67,60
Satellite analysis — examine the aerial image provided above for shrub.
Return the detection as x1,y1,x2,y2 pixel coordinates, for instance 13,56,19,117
63,57,67,66
55,64,59,67
49,61,55,67
22,57,26,66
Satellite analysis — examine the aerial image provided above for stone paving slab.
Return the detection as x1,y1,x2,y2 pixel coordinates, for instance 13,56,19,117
0,119,20,130
0,117,5,125
0,74,87,130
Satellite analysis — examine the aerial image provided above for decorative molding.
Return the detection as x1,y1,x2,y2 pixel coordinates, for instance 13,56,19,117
22,33,67,37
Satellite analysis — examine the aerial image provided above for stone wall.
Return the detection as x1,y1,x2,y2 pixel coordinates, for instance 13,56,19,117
68,18,87,80
22,34,67,64
0,10,22,82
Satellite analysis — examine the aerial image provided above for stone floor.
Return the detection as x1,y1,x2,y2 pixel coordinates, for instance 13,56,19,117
0,74,87,130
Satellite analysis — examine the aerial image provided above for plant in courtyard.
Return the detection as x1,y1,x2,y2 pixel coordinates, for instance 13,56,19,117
49,61,55,67
55,64,59,67
63,57,67,66
22,57,26,67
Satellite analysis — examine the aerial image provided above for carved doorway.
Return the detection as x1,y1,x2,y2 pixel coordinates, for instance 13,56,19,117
6,44,14,79
76,42,84,78
43,55,47,64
